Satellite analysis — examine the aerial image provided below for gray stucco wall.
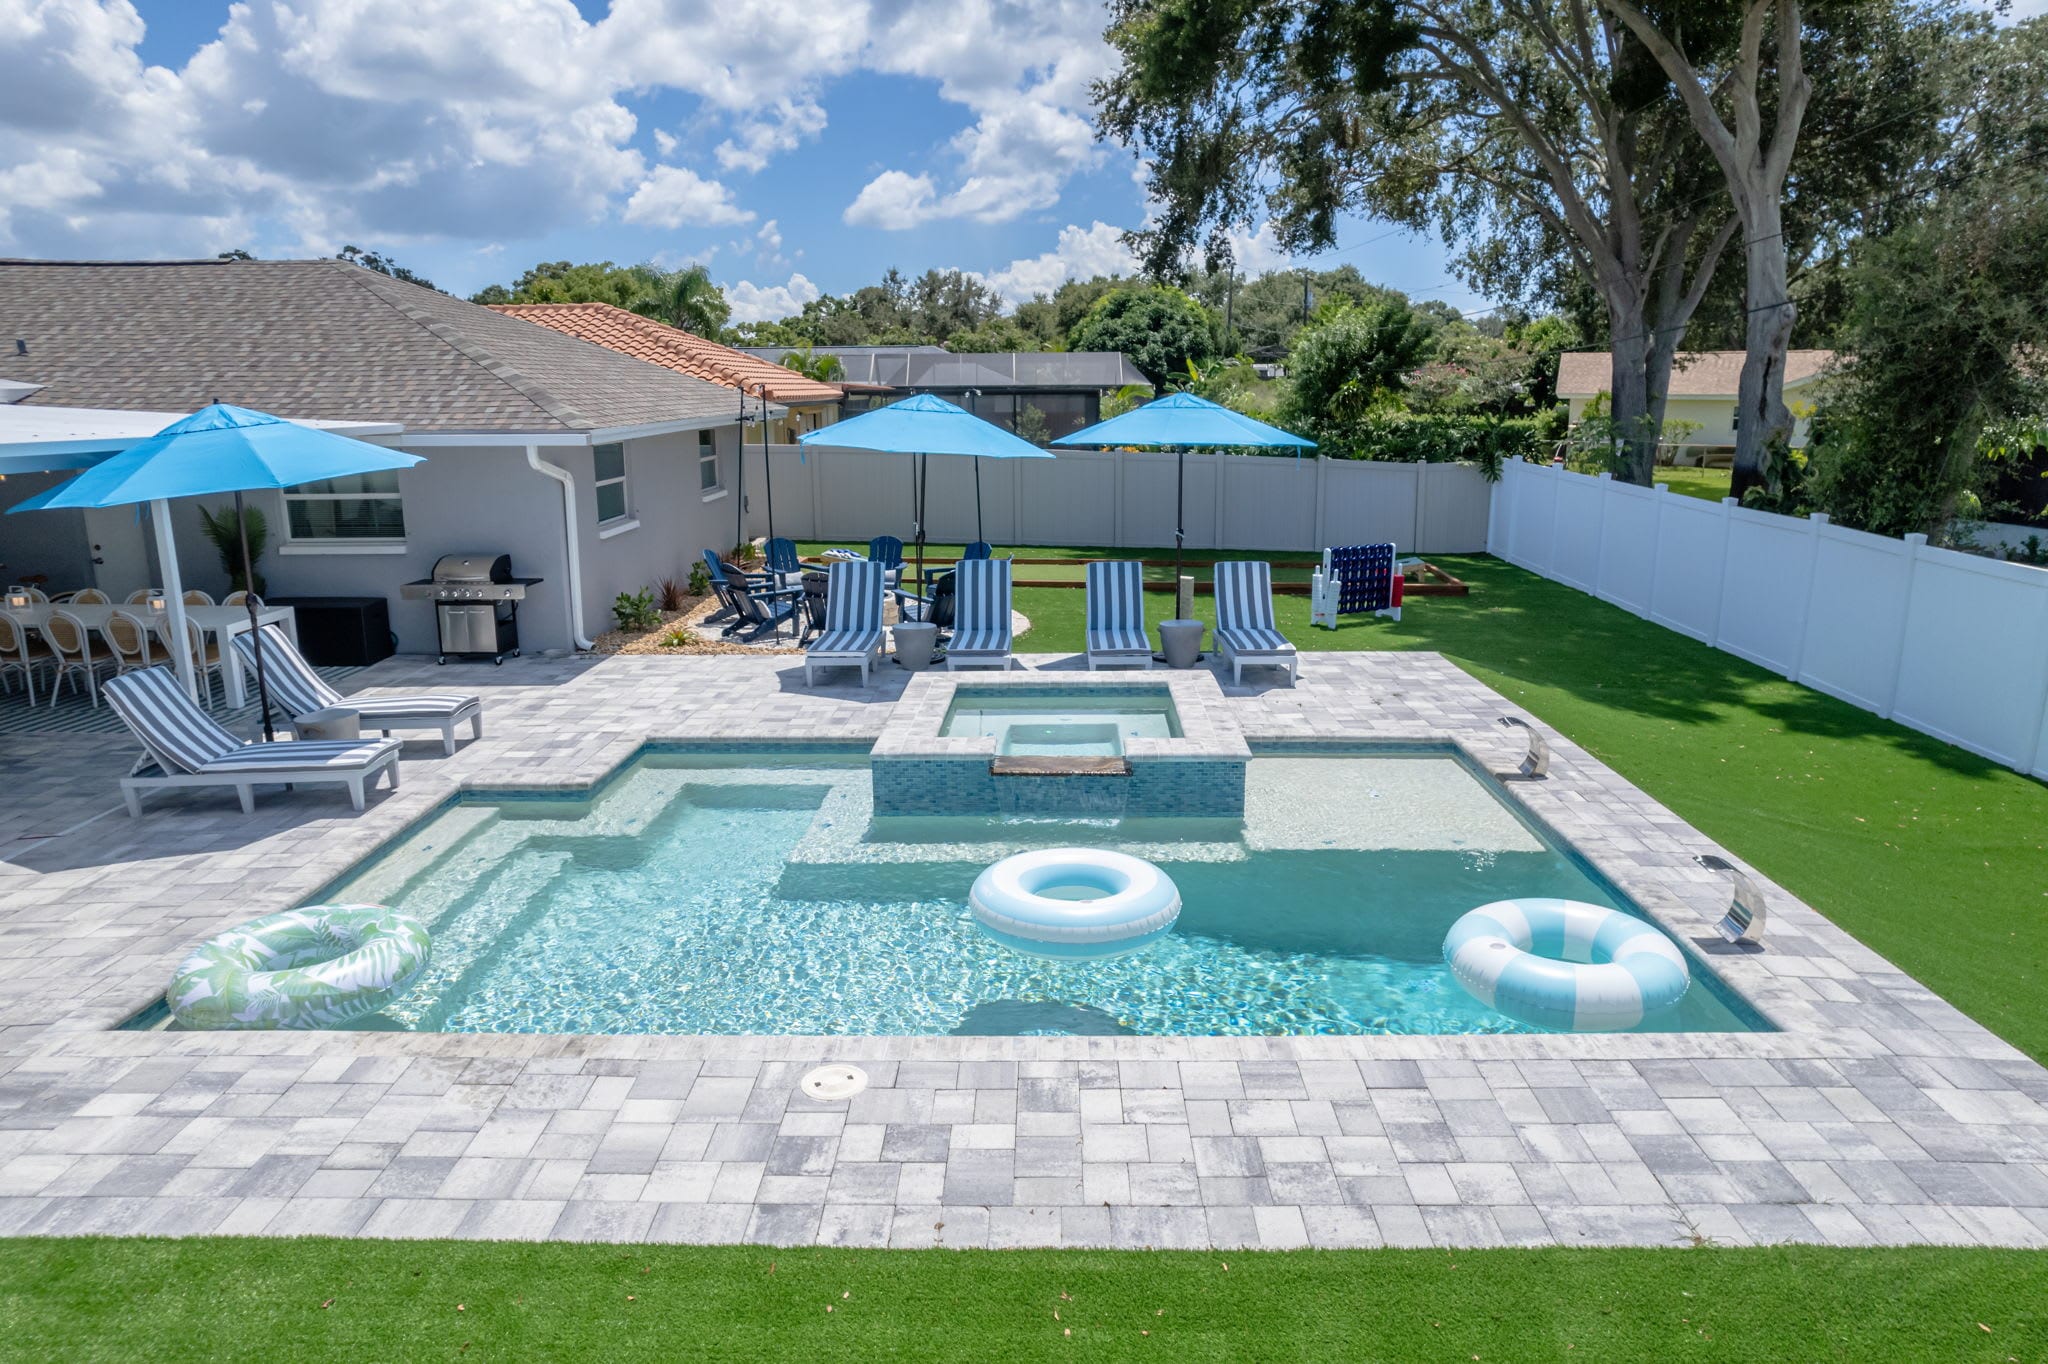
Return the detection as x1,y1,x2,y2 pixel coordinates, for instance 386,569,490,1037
0,473,95,589
570,425,742,637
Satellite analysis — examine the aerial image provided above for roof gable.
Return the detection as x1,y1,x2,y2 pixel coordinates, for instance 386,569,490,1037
0,258,740,434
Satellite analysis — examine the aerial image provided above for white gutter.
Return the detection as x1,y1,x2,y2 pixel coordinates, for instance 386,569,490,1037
525,443,595,650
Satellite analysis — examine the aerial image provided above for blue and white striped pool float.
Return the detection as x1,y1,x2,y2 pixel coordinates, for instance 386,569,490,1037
970,848,1181,960
1443,897,1690,1031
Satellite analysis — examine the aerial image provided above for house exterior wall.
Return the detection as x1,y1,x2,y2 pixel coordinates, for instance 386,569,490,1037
0,472,95,589
572,425,741,635
1563,385,1821,464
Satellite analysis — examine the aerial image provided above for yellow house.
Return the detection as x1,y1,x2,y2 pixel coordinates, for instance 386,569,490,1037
1557,349,1835,467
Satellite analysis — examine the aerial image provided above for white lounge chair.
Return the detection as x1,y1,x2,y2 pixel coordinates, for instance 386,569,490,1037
231,624,482,756
104,666,401,817
805,560,886,685
1213,560,1298,685
1085,560,1152,670
946,559,1014,671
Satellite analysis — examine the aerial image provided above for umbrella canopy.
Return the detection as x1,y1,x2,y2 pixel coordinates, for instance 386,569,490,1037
1052,393,1315,581
799,394,1051,581
1052,391,1315,450
9,404,422,726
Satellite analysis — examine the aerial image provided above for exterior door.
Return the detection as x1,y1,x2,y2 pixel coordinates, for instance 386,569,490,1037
82,505,153,597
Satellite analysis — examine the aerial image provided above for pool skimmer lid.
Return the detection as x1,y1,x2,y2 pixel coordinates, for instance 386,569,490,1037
800,1064,869,1101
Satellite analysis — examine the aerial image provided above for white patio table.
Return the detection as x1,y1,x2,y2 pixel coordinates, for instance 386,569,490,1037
3,602,298,709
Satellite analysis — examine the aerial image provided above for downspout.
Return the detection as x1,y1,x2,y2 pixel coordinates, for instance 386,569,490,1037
526,443,595,650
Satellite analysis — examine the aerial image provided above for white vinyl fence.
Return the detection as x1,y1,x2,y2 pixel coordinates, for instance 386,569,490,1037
1488,457,2048,779
738,444,1493,555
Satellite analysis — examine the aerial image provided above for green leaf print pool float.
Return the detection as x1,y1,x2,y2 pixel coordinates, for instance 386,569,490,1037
167,905,431,1030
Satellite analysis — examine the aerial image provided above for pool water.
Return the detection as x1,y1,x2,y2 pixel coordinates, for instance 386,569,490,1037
942,689,1180,757
287,750,1765,1037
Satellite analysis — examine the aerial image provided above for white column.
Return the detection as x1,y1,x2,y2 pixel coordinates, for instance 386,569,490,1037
150,498,199,702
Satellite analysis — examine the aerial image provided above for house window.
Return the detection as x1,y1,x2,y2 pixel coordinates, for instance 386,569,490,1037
698,431,720,493
284,470,405,542
594,442,629,523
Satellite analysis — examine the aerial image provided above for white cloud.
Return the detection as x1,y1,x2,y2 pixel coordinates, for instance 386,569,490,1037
725,271,822,323
843,170,938,230
623,164,754,228
716,98,827,173
975,221,1138,305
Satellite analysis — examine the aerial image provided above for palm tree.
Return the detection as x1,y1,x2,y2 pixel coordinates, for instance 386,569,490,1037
779,344,845,383
631,264,730,339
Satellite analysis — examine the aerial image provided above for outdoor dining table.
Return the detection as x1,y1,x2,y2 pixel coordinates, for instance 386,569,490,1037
3,602,299,709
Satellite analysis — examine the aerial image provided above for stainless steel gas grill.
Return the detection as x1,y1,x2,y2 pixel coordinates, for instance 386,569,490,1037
399,553,543,665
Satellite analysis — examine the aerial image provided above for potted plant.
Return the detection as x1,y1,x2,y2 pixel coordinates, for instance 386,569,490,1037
197,503,268,595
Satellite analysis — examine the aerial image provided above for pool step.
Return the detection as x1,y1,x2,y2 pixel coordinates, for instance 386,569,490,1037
382,848,574,1030
334,805,500,905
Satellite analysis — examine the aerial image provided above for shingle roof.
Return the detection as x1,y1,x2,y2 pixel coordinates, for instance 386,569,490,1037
491,303,844,406
0,258,741,433
1556,349,1836,398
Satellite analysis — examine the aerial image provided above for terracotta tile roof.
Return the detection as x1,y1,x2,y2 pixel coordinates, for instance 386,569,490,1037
491,303,846,406
0,258,741,433
1556,349,1836,398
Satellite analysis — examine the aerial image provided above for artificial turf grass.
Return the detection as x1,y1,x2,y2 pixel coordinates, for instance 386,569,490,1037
6,1239,2046,1363
847,547,2047,1064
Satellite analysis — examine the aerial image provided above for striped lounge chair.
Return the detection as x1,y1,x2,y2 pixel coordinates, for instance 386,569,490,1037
104,666,401,817
805,560,886,685
1085,561,1152,670
231,625,482,756
1213,561,1298,685
946,559,1013,671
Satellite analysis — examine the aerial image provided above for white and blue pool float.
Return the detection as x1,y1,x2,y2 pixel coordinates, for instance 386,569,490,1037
969,848,1181,960
1443,897,1690,1032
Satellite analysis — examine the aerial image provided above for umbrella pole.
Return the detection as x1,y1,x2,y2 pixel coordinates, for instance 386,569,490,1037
975,457,984,544
1175,447,1186,584
761,391,775,543
150,498,199,703
234,490,275,741
915,453,927,588
734,392,746,555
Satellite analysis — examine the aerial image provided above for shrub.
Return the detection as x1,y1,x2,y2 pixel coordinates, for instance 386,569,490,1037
659,626,700,649
1294,411,1545,480
612,588,660,633
656,576,687,612
687,560,711,596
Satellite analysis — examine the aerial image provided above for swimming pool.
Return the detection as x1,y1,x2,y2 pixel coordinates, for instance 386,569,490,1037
263,747,1763,1037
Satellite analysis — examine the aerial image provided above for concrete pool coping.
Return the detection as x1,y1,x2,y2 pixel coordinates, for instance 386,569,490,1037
1,651,2044,1249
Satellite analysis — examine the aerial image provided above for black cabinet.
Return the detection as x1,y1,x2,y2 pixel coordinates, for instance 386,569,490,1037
263,596,394,667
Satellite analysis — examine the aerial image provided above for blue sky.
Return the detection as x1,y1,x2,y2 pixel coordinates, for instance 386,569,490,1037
2,0,1465,320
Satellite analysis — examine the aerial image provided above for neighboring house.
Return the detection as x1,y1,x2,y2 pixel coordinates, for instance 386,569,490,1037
1556,350,1836,466
736,345,1152,444
490,303,845,442
0,258,769,655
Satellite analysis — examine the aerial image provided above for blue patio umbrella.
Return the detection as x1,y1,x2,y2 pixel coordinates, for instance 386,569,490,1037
11,404,422,733
798,393,1051,586
1054,392,1314,584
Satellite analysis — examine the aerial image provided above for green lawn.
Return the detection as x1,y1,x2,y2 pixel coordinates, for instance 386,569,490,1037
1655,465,1733,501
803,543,2048,1064
6,1238,2045,1362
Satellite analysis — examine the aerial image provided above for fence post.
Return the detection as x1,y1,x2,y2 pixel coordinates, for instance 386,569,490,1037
1592,472,1613,601
1784,512,1829,683
1707,497,1738,649
1112,449,1126,548
1880,533,1928,719
1313,454,1329,550
1488,458,1513,556
1642,481,1666,622
1412,462,1429,554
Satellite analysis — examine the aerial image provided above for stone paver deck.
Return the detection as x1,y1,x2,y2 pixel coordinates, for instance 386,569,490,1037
1,651,2044,1249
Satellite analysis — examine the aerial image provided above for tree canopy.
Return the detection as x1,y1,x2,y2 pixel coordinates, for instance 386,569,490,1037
1066,284,1220,383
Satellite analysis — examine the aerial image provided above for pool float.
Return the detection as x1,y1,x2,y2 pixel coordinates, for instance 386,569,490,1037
1443,897,1689,1031
969,848,1181,960
167,905,431,1030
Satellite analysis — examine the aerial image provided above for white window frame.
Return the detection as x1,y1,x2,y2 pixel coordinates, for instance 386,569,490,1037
279,470,407,550
594,441,631,525
698,430,724,501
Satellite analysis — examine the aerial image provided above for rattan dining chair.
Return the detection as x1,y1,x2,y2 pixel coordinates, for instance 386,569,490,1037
42,609,107,707
125,588,159,605
69,587,110,605
102,608,155,679
0,614,53,705
181,589,215,607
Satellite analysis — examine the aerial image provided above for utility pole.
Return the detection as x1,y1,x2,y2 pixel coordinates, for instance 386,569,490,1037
1223,271,1236,354
1301,268,1312,325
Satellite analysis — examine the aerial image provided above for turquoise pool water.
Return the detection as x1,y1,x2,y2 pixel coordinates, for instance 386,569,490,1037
280,749,1765,1037
941,688,1180,757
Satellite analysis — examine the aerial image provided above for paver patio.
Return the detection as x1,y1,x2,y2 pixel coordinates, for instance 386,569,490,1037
1,650,2044,1249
